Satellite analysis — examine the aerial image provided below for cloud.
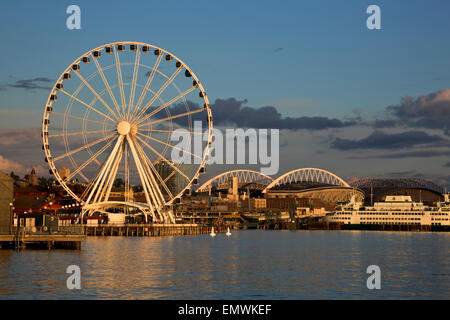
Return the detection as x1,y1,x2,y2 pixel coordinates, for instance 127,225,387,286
0,155,47,177
0,155,26,175
331,130,447,151
372,119,398,128
0,128,42,149
384,170,425,178
2,77,53,91
0,109,44,129
373,89,450,134
154,98,357,131
348,149,450,159
0,128,65,159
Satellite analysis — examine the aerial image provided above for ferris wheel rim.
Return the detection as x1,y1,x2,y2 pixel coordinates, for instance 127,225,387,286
42,41,214,211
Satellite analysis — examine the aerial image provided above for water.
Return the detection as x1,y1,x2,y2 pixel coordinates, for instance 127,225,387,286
0,230,449,299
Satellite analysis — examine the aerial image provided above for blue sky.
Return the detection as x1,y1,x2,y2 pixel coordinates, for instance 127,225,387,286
1,0,450,116
0,0,449,187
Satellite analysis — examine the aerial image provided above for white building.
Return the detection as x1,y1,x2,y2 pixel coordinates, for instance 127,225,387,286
326,195,450,226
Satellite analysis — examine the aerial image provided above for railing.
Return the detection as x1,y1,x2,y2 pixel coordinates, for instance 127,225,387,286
57,225,84,234
12,225,84,236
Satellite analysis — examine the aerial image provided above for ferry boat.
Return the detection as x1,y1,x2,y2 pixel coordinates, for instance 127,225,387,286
326,194,450,227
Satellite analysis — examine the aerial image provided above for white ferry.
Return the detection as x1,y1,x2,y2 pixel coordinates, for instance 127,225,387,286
326,194,450,227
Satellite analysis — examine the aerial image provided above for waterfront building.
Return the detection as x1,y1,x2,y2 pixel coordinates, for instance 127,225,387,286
57,167,70,180
27,168,39,186
155,161,192,198
264,182,364,206
326,195,450,226
0,171,14,234
241,198,267,211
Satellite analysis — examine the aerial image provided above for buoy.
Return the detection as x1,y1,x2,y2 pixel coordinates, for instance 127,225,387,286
226,227,231,237
210,227,216,237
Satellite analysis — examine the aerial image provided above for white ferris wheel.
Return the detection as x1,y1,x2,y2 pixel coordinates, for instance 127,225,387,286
42,41,213,223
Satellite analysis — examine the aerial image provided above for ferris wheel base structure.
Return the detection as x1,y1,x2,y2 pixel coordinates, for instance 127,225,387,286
81,201,175,224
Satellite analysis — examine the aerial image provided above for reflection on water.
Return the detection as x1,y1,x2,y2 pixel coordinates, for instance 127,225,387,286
0,230,449,299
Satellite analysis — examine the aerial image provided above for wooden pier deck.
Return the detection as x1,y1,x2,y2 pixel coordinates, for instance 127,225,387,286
0,224,223,250
83,224,224,237
0,233,85,249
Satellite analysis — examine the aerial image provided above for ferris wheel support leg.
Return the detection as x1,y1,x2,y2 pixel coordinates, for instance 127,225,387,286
84,136,123,208
133,140,168,221
126,135,159,222
165,208,175,224
92,136,124,205
80,208,94,223
103,143,124,203
93,149,121,204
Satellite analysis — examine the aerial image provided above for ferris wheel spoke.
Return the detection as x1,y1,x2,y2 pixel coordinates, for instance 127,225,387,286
132,53,164,119
137,132,202,160
138,108,205,128
162,169,176,184
135,135,191,182
51,111,115,127
72,71,120,121
114,48,127,117
133,67,182,121
59,89,118,124
92,57,123,120
64,137,116,182
53,133,116,162
101,140,124,202
135,85,197,125
124,143,130,203
139,128,204,135
127,47,141,121
48,129,115,138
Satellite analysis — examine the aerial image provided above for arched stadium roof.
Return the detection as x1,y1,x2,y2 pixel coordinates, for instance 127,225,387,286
263,168,350,193
196,170,273,192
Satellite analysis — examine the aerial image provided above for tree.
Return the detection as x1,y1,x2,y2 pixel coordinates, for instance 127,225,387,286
10,171,20,181
114,178,124,188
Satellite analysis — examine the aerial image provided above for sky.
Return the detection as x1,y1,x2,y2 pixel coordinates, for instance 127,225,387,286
0,0,449,189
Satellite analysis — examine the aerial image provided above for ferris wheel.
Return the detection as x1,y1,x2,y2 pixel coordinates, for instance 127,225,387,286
42,41,213,223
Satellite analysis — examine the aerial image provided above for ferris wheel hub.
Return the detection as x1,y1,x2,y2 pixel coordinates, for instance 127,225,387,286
117,121,131,135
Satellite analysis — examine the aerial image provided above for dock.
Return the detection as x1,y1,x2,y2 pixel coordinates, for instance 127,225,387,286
0,224,224,250
0,233,85,249
83,224,224,237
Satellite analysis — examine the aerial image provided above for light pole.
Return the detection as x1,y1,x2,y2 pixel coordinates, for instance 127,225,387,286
9,202,14,235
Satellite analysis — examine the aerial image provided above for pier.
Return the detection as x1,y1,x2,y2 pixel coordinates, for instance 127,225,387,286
0,224,225,250
0,233,84,250
83,224,224,237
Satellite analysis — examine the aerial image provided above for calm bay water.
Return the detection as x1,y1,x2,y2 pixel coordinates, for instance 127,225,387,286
0,230,449,299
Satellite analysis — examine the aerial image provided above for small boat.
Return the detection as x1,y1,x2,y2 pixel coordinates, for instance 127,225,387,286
226,227,231,237
210,227,216,237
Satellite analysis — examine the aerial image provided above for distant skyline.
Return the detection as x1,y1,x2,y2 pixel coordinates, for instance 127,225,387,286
0,0,449,188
